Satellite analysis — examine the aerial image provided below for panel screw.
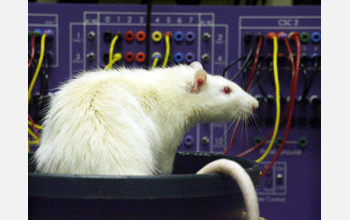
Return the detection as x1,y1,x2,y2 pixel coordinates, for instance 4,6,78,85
201,136,209,145
88,31,96,41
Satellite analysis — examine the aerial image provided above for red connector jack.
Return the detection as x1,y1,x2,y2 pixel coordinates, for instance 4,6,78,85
136,52,146,63
288,32,300,40
136,31,146,42
266,32,277,41
125,31,135,42
124,52,135,63
164,32,172,39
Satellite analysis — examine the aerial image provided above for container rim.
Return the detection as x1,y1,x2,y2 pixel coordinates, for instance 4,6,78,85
29,151,261,200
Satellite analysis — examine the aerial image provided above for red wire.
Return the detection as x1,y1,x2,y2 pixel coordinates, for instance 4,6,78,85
28,114,40,139
223,37,264,155
28,35,36,69
223,121,240,155
245,37,263,91
260,34,301,177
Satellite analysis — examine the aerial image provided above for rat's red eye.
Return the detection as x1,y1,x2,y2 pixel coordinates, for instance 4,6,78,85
223,86,231,94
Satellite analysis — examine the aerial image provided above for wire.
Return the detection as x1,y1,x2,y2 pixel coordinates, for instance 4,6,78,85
224,38,264,155
237,51,298,158
28,33,46,103
28,140,40,145
266,58,286,102
253,57,268,97
260,33,301,177
28,120,44,130
145,0,152,68
40,55,49,97
245,37,263,91
300,63,309,99
302,56,319,99
28,114,40,139
28,127,39,141
237,102,291,157
240,57,255,88
222,56,247,78
255,36,281,163
162,35,170,68
109,34,119,64
231,41,255,81
223,120,240,155
104,53,122,70
151,57,159,69
28,35,36,69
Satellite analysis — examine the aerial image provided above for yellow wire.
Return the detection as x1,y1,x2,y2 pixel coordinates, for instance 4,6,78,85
28,33,47,103
109,35,119,63
151,57,159,70
162,35,170,68
104,53,122,70
28,127,39,141
28,140,40,145
28,121,44,130
255,36,281,163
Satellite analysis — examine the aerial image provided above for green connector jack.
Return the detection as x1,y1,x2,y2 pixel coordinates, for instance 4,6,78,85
298,137,308,149
300,32,310,44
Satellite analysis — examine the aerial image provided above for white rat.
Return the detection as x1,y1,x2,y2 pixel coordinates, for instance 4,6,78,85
34,61,261,220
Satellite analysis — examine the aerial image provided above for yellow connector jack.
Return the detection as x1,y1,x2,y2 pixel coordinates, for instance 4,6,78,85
152,31,162,42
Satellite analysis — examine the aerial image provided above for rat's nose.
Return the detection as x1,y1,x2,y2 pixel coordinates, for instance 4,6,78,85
251,99,259,111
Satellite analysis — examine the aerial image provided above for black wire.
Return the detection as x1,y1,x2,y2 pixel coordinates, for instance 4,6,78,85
262,0,267,5
267,60,275,90
252,0,258,5
249,56,265,92
145,0,152,68
300,63,308,99
255,58,268,98
234,0,240,5
241,57,255,88
40,55,49,97
231,41,255,81
222,56,246,78
302,57,319,98
29,53,40,89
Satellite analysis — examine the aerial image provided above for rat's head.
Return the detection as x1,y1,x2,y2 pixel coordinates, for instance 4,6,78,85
187,62,259,123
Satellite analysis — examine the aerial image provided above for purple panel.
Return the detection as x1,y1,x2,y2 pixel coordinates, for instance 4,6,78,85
28,3,320,220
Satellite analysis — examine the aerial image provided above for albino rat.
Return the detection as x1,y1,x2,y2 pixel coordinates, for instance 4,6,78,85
34,61,261,220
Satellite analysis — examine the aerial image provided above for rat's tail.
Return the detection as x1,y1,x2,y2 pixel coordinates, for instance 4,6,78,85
196,159,260,220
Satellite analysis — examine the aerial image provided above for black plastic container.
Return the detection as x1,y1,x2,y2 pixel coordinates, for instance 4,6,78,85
29,151,261,219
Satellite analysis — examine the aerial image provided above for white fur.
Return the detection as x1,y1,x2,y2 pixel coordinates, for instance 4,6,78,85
35,63,258,175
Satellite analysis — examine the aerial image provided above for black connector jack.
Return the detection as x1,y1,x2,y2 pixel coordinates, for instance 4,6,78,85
244,33,254,44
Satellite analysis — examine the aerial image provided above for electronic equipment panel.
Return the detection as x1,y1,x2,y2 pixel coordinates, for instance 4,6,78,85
28,3,320,220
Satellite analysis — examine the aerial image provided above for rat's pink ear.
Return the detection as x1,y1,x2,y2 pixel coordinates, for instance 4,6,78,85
191,69,207,93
